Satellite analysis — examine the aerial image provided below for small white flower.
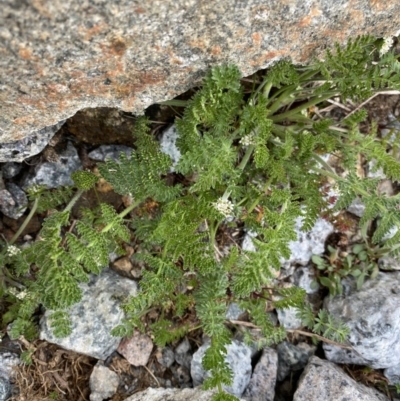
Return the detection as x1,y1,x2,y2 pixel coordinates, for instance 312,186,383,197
380,36,394,56
16,290,27,300
240,134,255,147
213,198,235,217
8,287,18,297
28,184,43,196
7,245,21,257
7,287,28,300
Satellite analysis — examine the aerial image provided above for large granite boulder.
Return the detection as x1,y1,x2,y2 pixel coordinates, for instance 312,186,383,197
1,0,399,161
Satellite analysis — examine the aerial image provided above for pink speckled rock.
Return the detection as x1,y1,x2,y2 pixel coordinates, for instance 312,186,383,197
0,1,399,161
117,330,154,367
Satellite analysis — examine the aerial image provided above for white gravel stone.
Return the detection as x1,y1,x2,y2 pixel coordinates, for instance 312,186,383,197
226,303,245,320
290,265,319,294
89,361,119,401
276,306,303,330
191,340,252,398
0,352,20,401
347,197,365,217
367,159,386,179
242,230,257,252
0,121,65,163
283,216,334,266
378,255,400,271
156,346,175,368
159,124,181,169
323,272,400,369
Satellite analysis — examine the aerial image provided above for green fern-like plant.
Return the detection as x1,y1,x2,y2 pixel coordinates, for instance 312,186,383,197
2,34,400,401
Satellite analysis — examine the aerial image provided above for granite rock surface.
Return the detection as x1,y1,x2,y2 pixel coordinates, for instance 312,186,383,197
323,272,400,370
277,341,316,382
124,387,245,401
117,331,154,367
243,347,278,401
40,268,138,360
191,339,252,398
20,141,82,189
293,356,389,401
0,352,20,401
1,0,400,160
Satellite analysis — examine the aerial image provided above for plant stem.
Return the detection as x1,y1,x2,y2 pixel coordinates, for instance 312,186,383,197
311,166,389,216
9,197,40,245
312,154,337,176
266,84,299,113
263,81,273,99
247,176,274,214
75,198,143,263
238,144,255,171
100,198,143,234
118,198,143,219
2,271,25,289
228,319,352,349
310,166,346,184
209,220,220,251
270,92,338,122
265,70,321,111
64,189,85,213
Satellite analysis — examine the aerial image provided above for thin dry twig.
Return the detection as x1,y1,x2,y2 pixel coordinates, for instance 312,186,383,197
228,319,353,350
345,90,400,119
326,99,352,112
286,329,353,350
143,364,160,387
61,219,77,247
214,244,224,260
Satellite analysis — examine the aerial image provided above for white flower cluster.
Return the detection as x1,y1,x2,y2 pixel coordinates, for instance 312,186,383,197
16,290,28,300
240,134,255,147
7,245,21,257
213,198,235,217
28,184,43,196
380,36,394,56
8,287,27,300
